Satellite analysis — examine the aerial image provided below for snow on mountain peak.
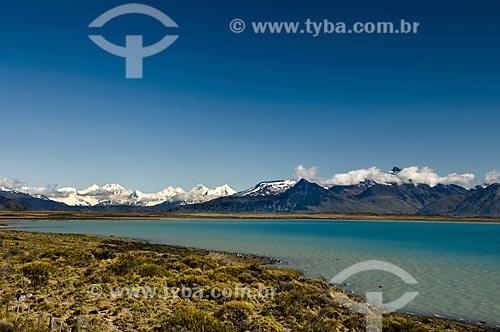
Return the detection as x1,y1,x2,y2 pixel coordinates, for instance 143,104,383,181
208,184,237,196
43,182,235,207
236,180,296,197
79,184,100,195
190,184,210,195
158,186,185,195
101,183,126,193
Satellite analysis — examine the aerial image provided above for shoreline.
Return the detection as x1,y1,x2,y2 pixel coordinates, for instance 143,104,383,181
1,210,500,223
1,229,498,330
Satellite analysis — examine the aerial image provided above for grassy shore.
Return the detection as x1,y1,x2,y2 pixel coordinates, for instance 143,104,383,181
0,231,497,332
1,210,499,223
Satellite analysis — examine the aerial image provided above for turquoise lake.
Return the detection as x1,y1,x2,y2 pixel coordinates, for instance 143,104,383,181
6,219,500,327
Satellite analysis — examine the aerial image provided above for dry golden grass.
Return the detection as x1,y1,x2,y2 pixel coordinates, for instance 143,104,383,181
0,231,496,331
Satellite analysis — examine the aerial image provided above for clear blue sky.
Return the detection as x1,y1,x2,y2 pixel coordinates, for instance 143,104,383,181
0,0,499,191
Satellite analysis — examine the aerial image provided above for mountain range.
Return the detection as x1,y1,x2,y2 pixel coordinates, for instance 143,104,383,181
167,180,500,218
0,183,236,208
1,178,500,218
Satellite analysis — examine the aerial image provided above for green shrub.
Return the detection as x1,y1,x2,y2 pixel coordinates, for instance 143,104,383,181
138,264,166,278
156,307,235,332
21,261,54,288
216,301,253,331
383,316,427,332
110,253,138,276
94,247,115,260
181,255,216,270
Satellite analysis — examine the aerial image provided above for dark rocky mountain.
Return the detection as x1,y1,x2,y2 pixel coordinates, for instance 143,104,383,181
340,183,469,215
328,180,379,196
0,194,27,210
170,180,500,218
418,194,469,217
166,181,362,213
0,190,72,211
169,179,336,213
420,184,500,218
452,184,500,217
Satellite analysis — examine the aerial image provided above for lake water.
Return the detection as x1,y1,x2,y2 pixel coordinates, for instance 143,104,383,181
6,219,500,327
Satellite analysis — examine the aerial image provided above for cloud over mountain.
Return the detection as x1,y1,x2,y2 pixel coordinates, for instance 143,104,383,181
0,178,26,190
485,171,500,184
294,166,475,187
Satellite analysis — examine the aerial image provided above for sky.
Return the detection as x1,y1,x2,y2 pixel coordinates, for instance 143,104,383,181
0,0,499,192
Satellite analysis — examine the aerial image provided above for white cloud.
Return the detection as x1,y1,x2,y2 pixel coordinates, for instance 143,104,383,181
322,167,397,186
0,178,64,197
485,170,500,184
396,166,475,187
293,165,321,183
0,178,26,190
294,166,475,187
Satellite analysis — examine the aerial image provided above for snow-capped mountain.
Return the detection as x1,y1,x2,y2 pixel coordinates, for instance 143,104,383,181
158,184,237,206
0,187,53,201
46,183,236,207
206,184,235,196
235,180,297,197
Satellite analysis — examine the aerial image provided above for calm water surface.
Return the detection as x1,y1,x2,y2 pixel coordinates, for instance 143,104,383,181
7,219,500,326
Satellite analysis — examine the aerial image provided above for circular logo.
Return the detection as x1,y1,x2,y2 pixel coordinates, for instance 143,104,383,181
229,19,246,33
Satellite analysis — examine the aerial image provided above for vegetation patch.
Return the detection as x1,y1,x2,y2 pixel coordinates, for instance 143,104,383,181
0,231,496,331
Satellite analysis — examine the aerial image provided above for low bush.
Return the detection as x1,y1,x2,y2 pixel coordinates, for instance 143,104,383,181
156,307,234,332
0,322,14,332
138,264,166,278
21,261,54,288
